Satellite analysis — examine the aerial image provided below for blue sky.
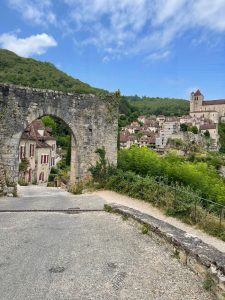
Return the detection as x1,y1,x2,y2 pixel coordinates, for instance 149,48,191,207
1,0,225,100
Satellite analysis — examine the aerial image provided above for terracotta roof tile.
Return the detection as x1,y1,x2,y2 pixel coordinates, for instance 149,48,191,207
203,100,225,105
194,89,202,96
200,124,216,130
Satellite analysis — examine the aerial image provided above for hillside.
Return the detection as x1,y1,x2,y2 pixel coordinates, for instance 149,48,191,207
125,95,189,116
0,49,106,95
119,95,189,127
0,49,189,119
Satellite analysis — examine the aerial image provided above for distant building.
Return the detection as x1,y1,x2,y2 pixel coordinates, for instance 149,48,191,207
19,119,56,185
189,89,225,123
156,117,180,149
199,123,219,150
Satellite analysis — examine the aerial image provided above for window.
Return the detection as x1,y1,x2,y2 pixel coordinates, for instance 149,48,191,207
30,144,35,157
41,155,49,164
20,146,25,159
51,157,55,166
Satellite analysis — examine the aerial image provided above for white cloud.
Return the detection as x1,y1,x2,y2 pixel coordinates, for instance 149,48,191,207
0,33,57,57
62,0,225,60
7,0,56,25
146,51,170,62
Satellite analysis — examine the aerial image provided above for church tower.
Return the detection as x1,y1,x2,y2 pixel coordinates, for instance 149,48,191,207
190,89,204,112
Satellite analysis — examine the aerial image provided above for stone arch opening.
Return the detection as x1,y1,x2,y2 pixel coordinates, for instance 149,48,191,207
17,114,79,187
0,84,118,196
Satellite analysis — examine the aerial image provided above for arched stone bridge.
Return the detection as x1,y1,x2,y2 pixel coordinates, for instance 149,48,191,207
0,84,118,195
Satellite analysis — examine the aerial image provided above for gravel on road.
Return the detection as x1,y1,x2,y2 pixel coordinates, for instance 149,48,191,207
0,186,214,299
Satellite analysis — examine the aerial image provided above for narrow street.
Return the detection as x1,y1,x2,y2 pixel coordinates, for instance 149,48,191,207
0,186,213,300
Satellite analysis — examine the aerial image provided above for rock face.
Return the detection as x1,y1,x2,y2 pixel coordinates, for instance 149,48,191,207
0,84,118,195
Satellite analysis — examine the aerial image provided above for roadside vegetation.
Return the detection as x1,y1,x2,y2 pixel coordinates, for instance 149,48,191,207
88,147,225,241
118,147,225,205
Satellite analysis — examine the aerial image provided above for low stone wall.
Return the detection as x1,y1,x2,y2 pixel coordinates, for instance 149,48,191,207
110,204,225,300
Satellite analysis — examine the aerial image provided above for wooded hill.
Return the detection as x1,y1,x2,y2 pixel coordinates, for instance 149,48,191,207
0,49,189,118
0,49,106,95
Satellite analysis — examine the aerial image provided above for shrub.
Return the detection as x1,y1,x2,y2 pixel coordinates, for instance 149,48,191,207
19,158,29,173
105,169,225,241
69,181,84,195
18,179,28,186
89,147,117,188
118,147,225,205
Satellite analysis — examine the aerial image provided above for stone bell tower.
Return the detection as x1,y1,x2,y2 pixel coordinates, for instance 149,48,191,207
190,89,204,112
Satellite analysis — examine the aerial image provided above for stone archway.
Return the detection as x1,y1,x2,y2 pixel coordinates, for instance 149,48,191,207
0,84,118,195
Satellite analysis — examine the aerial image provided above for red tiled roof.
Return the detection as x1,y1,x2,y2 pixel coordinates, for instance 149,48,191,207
21,132,36,141
140,136,156,144
165,117,179,122
193,89,202,96
22,119,56,143
120,135,129,143
203,100,225,105
36,141,52,148
200,124,216,130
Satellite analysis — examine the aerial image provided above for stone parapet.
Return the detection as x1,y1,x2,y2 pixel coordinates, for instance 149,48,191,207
110,204,225,299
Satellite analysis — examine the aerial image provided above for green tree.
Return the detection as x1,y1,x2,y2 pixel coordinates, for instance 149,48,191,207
219,123,225,153
191,126,198,134
204,130,210,139
180,123,188,132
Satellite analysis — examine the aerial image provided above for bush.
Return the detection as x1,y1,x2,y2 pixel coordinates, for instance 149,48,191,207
105,169,225,241
89,147,117,188
48,173,56,182
18,179,28,186
69,182,84,195
118,147,225,205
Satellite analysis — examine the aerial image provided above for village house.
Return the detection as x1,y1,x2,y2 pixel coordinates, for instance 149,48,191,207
19,119,57,185
190,89,224,123
155,117,180,149
120,89,224,152
199,123,219,150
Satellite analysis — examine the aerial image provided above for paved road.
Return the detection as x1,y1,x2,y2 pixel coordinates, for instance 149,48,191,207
0,186,213,300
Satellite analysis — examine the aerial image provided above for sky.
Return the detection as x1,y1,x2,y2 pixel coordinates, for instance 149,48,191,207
0,0,225,100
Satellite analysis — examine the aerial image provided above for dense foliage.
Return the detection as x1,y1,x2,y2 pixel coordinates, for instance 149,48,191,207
118,95,189,127
90,148,225,241
219,123,225,153
42,116,71,151
42,116,71,183
118,147,225,205
124,95,189,116
0,49,106,95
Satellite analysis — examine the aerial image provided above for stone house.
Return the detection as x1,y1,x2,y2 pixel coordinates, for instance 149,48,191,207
120,134,136,149
156,117,180,149
19,119,57,185
199,123,219,150
190,89,224,123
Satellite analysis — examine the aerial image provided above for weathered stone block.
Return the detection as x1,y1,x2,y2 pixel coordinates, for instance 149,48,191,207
0,84,119,193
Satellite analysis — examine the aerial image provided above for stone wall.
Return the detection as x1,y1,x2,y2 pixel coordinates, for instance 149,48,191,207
110,204,225,300
0,84,118,195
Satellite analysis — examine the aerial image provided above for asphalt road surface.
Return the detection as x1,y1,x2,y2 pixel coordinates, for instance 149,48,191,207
0,186,213,299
